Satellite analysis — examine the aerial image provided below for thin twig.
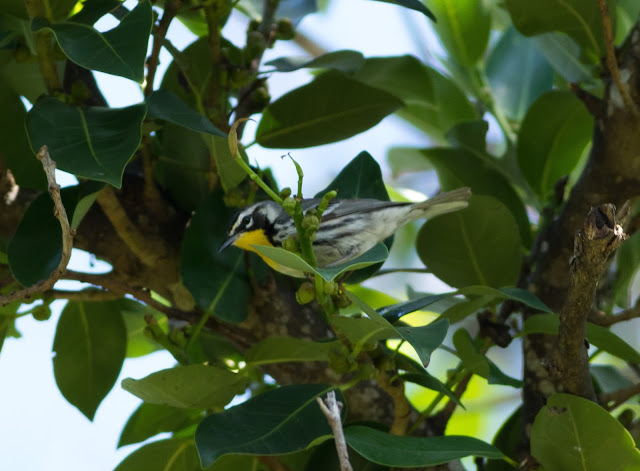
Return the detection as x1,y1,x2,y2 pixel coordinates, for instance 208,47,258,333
50,289,122,301
589,302,640,326
597,0,638,114
599,383,640,410
316,391,352,471
145,0,180,97
0,146,75,306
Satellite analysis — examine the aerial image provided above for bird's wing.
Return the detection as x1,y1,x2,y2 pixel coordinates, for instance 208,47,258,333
304,198,408,222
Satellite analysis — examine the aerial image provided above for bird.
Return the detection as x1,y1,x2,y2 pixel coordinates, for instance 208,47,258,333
219,187,471,277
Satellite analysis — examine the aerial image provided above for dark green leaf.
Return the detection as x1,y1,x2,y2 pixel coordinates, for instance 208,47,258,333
523,314,640,363
421,147,532,246
34,0,152,82
352,56,476,140
121,364,249,409
517,91,593,201
256,71,403,148
114,438,201,471
417,196,522,289
245,337,343,366
427,0,491,66
458,286,553,313
52,300,127,420
26,97,146,188
69,0,123,26
118,298,168,358
531,393,640,471
591,364,635,396
345,425,504,467
453,329,522,388
0,82,46,189
379,293,452,323
445,120,489,152
251,243,389,281
195,384,339,468
400,372,464,408
368,0,436,21
118,403,202,447
180,191,250,322
485,407,522,471
532,33,597,83
160,37,212,106
486,27,553,121
264,50,365,73
146,90,225,137
505,0,614,59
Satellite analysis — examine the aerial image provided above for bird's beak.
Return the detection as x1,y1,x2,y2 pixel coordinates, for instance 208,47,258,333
218,234,239,253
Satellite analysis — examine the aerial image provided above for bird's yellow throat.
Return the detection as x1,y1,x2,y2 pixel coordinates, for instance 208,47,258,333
232,229,281,271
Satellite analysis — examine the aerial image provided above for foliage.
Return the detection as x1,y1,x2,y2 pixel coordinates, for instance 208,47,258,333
1,0,640,470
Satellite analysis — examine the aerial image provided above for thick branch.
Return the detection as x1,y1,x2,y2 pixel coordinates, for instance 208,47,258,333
0,147,74,305
554,204,627,399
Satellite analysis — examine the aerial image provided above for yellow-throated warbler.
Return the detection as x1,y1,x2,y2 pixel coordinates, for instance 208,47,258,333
219,187,471,277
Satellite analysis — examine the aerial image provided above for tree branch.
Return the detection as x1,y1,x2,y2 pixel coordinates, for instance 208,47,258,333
145,0,180,97
589,301,640,326
317,391,352,471
554,204,628,400
599,382,640,411
0,146,74,306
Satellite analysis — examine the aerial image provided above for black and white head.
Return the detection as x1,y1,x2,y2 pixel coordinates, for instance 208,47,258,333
218,200,287,252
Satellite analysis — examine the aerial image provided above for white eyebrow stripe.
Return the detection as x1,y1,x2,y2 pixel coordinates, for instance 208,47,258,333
230,208,253,234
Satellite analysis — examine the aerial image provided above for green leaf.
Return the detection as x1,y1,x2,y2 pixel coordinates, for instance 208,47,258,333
453,329,522,387
331,316,399,347
612,228,640,307
368,0,436,21
440,295,494,324
33,0,152,82
344,425,504,467
0,81,46,189
517,91,593,200
421,147,532,246
118,298,168,358
146,90,225,137
387,147,434,178
427,0,491,66
180,191,250,322
315,151,392,282
531,393,640,471
26,97,146,188
458,286,553,313
348,292,447,367
8,183,103,287
485,407,523,471
417,195,522,289
195,384,339,468
256,71,403,148
251,243,388,282
114,438,201,471
68,0,123,26
209,135,248,192
532,33,597,83
591,364,635,396
264,50,365,73
121,364,249,409
505,0,614,59
523,314,640,363
52,300,127,420
400,372,464,408
118,403,201,447
486,27,553,121
379,293,452,323
352,55,476,140
245,337,343,366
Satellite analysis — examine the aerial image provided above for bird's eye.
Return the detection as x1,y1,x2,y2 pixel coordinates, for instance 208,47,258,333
242,216,251,225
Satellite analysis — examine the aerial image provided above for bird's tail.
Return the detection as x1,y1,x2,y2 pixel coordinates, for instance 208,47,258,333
407,187,472,221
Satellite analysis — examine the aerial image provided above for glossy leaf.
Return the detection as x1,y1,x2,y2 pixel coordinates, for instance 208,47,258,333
180,191,250,322
121,364,249,409
26,97,146,188
453,329,522,387
146,90,225,137
505,0,614,58
245,337,343,366
532,33,597,83
379,293,451,323
264,50,365,73
486,27,553,121
195,384,339,468
118,403,201,447
417,196,522,289
523,314,640,363
368,0,436,20
344,425,504,467
531,393,640,471
428,0,491,66
52,300,127,420
421,147,532,246
33,0,152,82
517,91,593,200
401,372,464,408
458,286,553,313
114,438,201,471
251,243,388,281
352,55,476,140
256,71,403,148
69,0,123,26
